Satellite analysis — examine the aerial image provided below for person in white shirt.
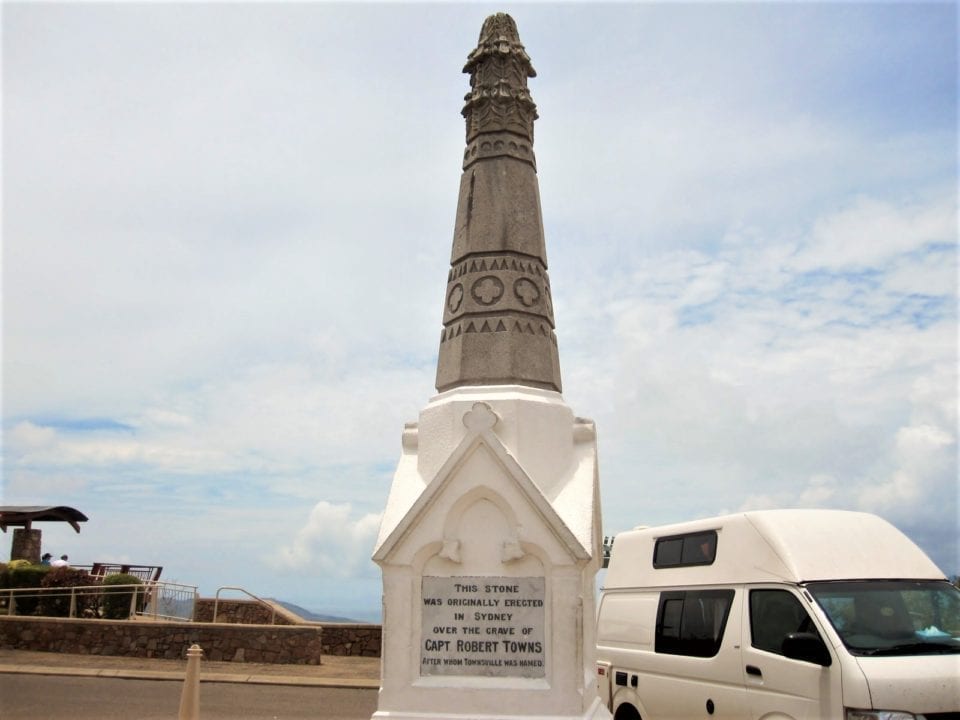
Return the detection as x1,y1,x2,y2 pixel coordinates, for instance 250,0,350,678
51,554,69,567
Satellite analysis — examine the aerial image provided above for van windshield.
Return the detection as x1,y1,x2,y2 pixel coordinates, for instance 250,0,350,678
807,580,960,656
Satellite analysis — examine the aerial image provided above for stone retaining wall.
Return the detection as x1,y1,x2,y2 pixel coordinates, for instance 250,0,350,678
191,598,382,656
0,613,382,660
0,616,323,664
193,598,296,625
319,623,381,657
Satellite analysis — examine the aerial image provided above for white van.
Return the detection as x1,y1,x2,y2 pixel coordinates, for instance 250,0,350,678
596,509,959,720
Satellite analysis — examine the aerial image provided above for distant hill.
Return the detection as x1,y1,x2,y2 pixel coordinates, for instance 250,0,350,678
268,599,365,623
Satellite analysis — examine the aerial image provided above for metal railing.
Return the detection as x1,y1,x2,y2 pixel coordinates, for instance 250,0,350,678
212,586,277,624
74,563,164,583
140,581,198,621
1,581,198,622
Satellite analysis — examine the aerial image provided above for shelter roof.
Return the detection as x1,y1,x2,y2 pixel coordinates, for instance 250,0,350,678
0,506,88,533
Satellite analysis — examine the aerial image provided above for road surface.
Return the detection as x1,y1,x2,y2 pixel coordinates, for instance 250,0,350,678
0,675,378,720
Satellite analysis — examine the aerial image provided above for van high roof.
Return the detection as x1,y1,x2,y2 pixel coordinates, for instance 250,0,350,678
603,509,944,589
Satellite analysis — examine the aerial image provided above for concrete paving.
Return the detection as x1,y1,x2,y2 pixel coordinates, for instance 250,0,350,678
0,648,381,688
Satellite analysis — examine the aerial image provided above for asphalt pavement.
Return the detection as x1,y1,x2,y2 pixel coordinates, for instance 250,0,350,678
1,674,379,720
0,648,380,688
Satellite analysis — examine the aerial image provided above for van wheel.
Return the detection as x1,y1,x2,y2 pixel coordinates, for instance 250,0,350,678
614,703,641,720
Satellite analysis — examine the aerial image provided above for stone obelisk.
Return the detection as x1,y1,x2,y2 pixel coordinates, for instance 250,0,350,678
373,14,609,720
435,11,560,395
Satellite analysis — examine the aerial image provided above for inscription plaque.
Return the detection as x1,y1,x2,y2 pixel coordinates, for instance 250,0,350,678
421,576,546,677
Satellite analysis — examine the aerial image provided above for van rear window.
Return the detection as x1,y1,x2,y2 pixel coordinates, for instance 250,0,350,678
653,531,717,568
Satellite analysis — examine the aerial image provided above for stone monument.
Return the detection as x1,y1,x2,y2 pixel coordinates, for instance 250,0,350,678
372,14,609,720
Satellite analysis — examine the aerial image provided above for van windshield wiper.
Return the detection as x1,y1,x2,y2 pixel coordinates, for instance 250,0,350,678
862,642,960,656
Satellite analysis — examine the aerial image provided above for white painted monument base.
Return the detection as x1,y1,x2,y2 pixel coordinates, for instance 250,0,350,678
373,386,610,720
373,697,610,720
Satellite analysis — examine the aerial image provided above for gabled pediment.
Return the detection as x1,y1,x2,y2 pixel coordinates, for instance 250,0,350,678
373,402,587,564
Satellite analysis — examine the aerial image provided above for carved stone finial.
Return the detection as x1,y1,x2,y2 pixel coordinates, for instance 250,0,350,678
435,15,562,394
462,13,538,146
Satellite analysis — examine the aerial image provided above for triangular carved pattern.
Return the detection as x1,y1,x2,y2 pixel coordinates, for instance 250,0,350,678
440,317,556,343
451,255,546,279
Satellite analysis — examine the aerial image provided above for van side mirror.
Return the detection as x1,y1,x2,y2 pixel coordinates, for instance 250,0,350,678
782,632,832,667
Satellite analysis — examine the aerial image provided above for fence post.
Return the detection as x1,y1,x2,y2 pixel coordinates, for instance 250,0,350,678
178,644,203,720
129,586,138,619
69,588,77,618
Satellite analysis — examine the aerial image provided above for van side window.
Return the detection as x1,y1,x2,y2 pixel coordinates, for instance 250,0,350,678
655,589,734,657
750,589,815,655
653,531,717,568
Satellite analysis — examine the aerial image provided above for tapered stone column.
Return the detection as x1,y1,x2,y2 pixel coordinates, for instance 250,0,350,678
436,13,561,394
373,14,609,720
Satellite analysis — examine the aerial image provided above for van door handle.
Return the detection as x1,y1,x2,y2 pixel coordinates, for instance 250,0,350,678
746,665,762,677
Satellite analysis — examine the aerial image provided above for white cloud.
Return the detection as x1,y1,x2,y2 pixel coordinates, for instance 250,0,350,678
908,365,957,430
276,501,382,578
798,475,837,507
7,427,235,476
792,195,955,271
885,246,958,298
858,471,922,514
739,494,786,513
8,421,57,449
2,470,89,498
859,424,956,513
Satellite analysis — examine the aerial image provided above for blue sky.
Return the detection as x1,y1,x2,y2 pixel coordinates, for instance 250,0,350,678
3,2,956,621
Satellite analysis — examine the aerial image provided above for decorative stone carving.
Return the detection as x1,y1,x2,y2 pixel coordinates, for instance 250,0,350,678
447,284,464,313
471,276,505,305
501,538,526,563
436,13,561,393
463,131,536,171
462,13,538,144
462,402,499,432
513,278,540,307
439,538,462,563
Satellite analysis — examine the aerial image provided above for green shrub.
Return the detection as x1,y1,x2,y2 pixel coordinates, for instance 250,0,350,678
102,573,144,619
7,565,51,615
39,566,95,617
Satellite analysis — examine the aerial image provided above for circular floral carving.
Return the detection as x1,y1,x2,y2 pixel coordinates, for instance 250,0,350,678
471,276,504,306
447,284,464,313
514,278,540,307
